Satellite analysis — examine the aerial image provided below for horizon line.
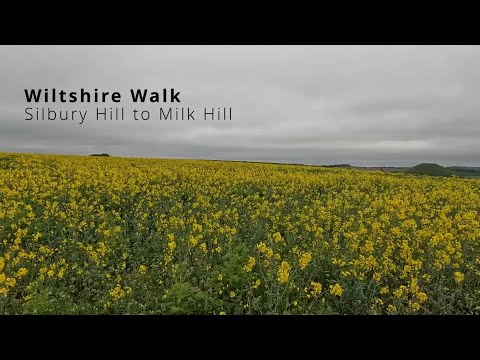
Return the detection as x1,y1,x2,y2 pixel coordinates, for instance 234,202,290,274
1,150,480,169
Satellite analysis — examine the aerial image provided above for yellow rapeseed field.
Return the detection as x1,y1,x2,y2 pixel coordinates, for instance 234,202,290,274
1,152,480,314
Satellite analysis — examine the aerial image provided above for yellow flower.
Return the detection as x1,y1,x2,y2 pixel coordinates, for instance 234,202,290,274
277,261,291,284
417,292,428,303
272,232,282,243
57,268,66,279
310,281,322,296
422,274,432,283
244,257,256,272
4,149,480,314
109,284,126,300
393,285,408,299
379,286,389,295
16,267,28,278
189,235,198,247
299,252,312,270
329,283,343,297
219,311,226,315
229,291,236,298
410,302,421,312
454,271,464,283
257,242,268,253
387,304,397,313
374,297,383,306
192,223,203,232
257,242,273,259
168,241,176,252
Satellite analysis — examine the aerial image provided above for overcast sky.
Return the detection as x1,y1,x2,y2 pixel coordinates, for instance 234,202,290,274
1,45,479,167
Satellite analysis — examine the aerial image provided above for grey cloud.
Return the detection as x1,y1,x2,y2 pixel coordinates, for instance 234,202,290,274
1,45,479,167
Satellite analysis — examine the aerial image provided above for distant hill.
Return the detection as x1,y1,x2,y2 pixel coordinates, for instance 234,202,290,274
322,164,352,168
447,166,480,178
447,166,480,172
408,163,456,177
90,153,110,157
